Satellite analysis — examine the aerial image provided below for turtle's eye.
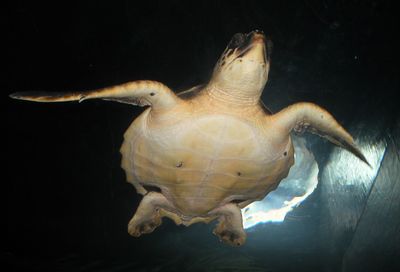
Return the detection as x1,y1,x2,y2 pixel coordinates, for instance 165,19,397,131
228,33,246,49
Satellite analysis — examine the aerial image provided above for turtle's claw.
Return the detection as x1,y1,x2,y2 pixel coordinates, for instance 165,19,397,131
128,216,162,237
213,222,246,246
213,228,246,247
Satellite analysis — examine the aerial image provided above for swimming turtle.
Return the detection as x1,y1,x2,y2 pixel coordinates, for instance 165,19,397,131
10,30,368,246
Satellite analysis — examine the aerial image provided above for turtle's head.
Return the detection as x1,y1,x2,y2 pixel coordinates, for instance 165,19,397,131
210,30,272,101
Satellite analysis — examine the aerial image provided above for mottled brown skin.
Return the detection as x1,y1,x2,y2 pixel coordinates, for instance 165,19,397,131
10,30,368,246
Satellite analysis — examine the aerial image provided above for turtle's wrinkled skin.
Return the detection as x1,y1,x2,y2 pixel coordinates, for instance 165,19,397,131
10,30,368,246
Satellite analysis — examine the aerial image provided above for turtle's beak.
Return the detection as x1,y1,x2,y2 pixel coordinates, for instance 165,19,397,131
211,30,271,96
241,31,267,64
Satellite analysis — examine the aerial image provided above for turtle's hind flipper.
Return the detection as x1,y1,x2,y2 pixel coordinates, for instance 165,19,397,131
10,80,181,109
210,203,246,247
272,102,370,166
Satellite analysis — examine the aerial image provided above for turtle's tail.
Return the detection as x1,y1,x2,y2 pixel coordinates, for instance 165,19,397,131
271,102,370,166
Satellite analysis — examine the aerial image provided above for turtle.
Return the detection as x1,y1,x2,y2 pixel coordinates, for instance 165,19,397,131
10,30,369,246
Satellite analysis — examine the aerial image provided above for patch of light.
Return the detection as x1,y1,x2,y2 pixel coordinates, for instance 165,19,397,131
242,136,319,229
320,137,386,228
323,138,386,187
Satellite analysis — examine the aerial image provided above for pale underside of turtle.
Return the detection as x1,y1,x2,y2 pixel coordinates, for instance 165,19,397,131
10,30,369,246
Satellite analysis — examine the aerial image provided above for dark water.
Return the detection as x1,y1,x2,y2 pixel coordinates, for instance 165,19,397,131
4,1,399,271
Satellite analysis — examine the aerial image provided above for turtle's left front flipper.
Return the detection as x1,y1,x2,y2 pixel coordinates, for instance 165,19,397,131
271,102,370,166
10,80,181,110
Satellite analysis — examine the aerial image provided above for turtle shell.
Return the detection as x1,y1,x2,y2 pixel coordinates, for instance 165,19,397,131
120,93,294,217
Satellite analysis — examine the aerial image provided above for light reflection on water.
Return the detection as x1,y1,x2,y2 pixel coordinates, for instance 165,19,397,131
323,138,386,189
320,135,386,229
242,134,386,230
242,136,319,229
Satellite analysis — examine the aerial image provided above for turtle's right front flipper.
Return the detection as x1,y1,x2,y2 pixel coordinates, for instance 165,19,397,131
10,80,181,110
271,102,370,166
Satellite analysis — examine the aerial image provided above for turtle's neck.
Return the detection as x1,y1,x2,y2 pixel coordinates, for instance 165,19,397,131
205,84,261,107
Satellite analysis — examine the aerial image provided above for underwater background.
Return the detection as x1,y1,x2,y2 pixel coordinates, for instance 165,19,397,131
4,1,399,271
